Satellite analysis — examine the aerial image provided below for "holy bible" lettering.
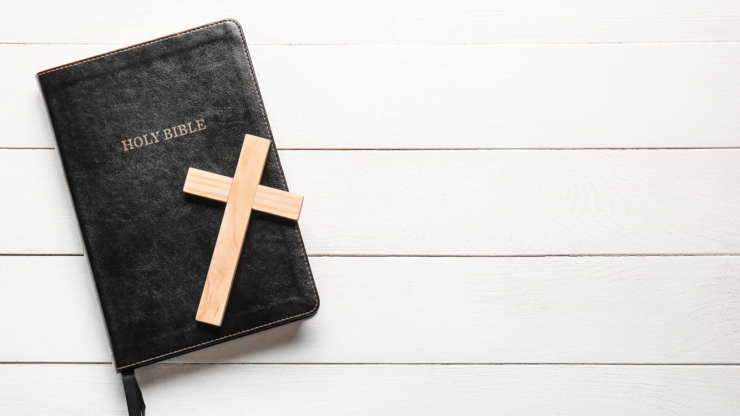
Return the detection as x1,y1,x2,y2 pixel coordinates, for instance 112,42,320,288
122,119,206,152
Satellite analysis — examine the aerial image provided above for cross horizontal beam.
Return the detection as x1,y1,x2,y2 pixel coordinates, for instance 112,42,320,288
184,168,304,221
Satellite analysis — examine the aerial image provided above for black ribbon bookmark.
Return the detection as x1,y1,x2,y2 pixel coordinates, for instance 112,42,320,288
122,369,146,416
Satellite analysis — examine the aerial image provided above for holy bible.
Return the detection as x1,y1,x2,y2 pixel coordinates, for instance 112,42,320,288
36,19,319,415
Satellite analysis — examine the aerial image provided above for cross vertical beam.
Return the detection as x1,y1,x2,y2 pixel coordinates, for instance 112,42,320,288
195,135,271,326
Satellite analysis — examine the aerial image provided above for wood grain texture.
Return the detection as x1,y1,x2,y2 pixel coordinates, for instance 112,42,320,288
256,43,740,150
2,364,739,415
2,1,740,44
287,148,740,256
252,185,303,221
183,168,232,203
184,168,303,220
3,149,740,256
2,255,739,363
197,135,271,326
5,43,740,149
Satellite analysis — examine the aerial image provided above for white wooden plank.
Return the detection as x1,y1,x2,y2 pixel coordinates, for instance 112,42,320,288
2,255,739,363
0,150,81,254
290,149,740,255
257,44,740,149
2,364,739,415
3,149,739,256
2,1,740,44
5,43,740,149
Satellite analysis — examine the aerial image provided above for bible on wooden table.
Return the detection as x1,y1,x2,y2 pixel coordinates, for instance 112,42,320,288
36,19,319,416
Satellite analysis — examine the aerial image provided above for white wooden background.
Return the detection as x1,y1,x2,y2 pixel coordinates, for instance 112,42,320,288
2,1,740,414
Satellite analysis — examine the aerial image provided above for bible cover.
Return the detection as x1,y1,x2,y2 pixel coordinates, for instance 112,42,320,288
36,19,319,372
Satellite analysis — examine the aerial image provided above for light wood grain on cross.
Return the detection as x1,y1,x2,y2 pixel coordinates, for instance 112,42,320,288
195,134,270,327
184,168,303,221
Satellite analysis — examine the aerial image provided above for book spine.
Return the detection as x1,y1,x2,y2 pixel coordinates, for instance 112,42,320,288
36,76,118,370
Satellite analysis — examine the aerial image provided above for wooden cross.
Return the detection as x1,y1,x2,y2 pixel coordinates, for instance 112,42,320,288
182,134,304,327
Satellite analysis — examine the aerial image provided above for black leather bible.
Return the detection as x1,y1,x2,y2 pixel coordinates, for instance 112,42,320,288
36,19,319,415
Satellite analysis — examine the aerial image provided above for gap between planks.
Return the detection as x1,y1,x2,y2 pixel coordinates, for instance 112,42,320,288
4,41,740,46
7,147,740,151
2,362,740,366
4,253,740,257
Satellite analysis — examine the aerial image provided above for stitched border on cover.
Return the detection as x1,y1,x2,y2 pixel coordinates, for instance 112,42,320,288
38,19,319,371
